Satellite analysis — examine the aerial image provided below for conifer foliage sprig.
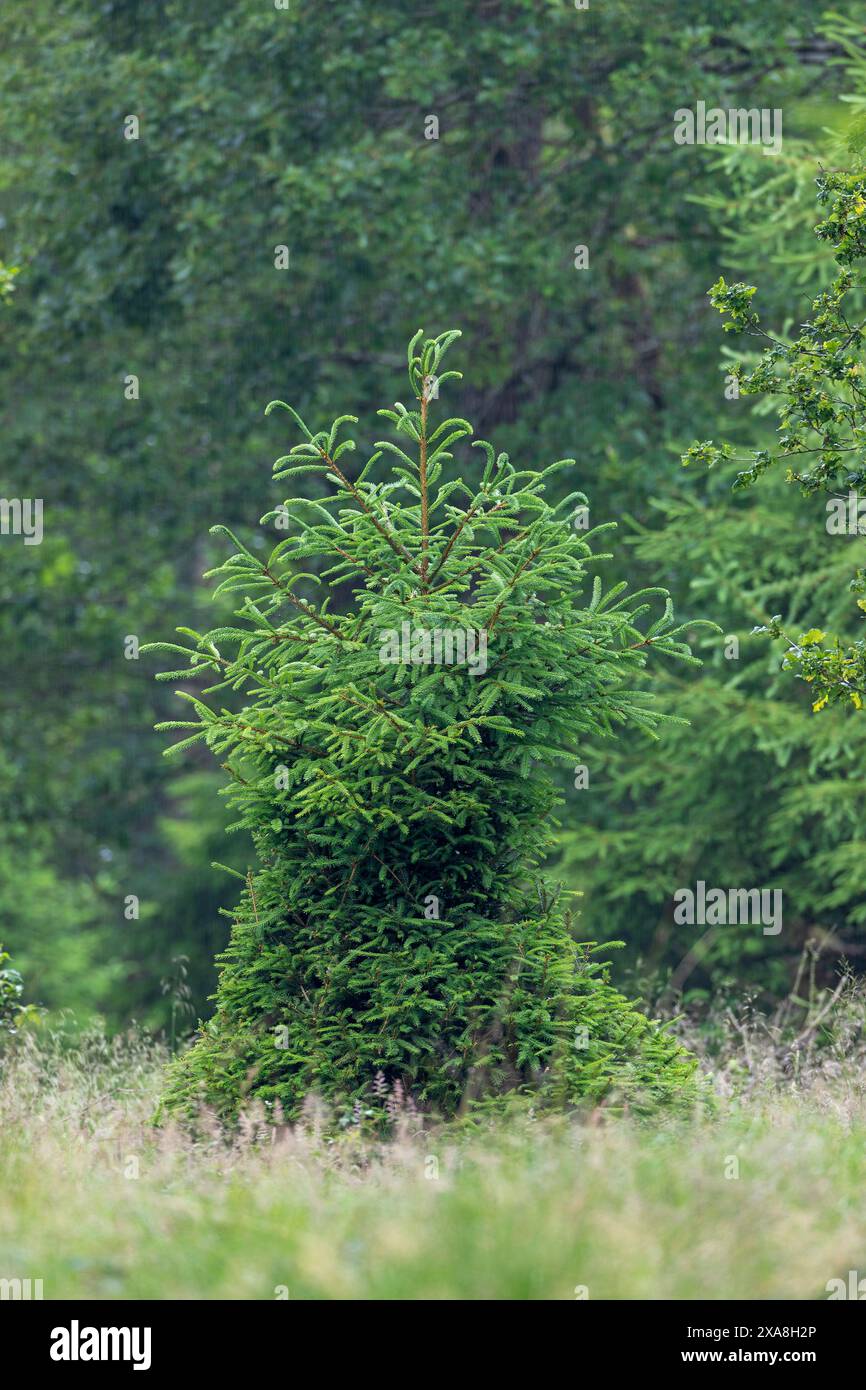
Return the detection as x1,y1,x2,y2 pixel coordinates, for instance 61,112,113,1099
145,330,702,1123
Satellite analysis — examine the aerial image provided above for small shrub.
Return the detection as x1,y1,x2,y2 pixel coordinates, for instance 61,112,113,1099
0,943,39,1039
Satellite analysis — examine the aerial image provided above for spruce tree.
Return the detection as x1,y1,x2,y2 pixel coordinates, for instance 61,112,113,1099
558,162,866,1005
146,330,702,1123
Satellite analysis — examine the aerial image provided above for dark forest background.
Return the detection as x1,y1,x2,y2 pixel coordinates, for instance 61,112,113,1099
2,0,866,1034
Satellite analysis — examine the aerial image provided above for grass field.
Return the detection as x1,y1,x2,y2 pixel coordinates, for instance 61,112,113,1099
1,995,865,1301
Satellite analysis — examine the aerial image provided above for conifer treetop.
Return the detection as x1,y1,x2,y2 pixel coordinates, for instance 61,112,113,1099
146,328,705,765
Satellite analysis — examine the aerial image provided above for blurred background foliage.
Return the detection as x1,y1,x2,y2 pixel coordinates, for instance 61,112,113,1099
1,0,866,1030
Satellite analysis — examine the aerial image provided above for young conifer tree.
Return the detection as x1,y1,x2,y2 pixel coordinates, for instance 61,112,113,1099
147,331,702,1122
